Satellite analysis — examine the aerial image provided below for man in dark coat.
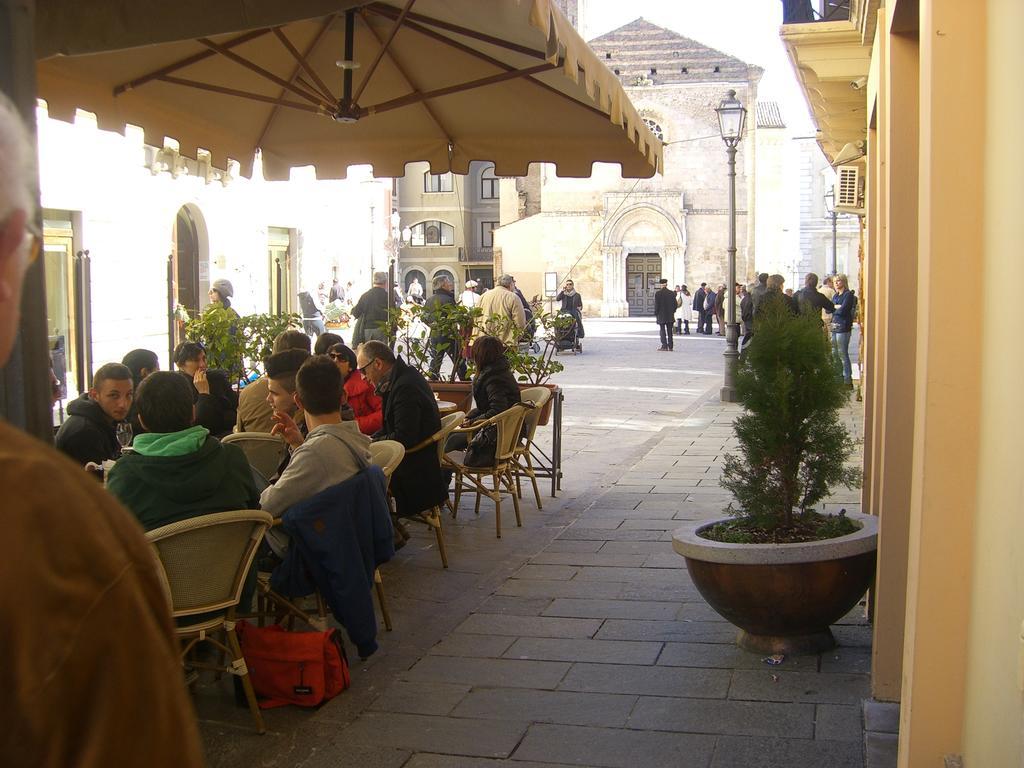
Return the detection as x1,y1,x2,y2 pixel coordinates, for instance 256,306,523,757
423,275,467,381
55,362,133,466
692,282,707,334
351,271,391,345
795,272,835,324
358,341,447,518
653,278,678,351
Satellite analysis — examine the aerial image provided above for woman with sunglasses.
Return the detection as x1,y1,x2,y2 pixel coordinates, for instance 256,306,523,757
328,343,382,435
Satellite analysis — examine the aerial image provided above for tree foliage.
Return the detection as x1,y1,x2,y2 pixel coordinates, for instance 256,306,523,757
185,307,301,384
720,300,861,532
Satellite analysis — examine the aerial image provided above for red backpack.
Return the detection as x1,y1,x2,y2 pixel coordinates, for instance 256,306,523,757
236,620,350,709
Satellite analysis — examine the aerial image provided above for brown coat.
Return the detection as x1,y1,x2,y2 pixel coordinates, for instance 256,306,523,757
236,374,274,433
0,422,203,768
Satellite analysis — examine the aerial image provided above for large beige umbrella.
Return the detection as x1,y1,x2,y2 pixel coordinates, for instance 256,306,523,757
36,0,662,179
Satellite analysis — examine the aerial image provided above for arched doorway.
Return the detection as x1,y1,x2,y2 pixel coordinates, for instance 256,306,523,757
404,268,426,295
169,205,208,350
625,253,662,316
603,204,685,317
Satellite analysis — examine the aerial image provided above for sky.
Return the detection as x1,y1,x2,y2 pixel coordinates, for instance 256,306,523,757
580,0,815,134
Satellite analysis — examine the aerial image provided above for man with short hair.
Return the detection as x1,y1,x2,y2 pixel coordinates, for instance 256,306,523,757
0,92,203,766
358,341,447,519
107,372,259,531
477,274,526,344
264,348,311,477
424,275,468,381
260,356,371,553
693,282,707,334
654,278,678,351
236,329,312,433
751,272,770,315
795,272,836,322
351,271,391,344
55,362,133,466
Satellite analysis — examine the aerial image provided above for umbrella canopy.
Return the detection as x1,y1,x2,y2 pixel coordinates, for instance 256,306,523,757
36,0,662,179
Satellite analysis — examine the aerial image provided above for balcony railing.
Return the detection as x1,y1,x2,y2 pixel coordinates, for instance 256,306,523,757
781,0,851,24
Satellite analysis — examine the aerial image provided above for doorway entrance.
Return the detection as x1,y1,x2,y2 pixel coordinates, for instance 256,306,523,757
170,206,205,350
625,253,661,316
268,226,295,315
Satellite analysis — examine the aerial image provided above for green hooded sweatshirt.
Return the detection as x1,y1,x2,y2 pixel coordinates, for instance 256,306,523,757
107,431,260,532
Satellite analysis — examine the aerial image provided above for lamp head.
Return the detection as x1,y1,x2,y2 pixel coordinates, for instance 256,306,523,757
716,89,746,146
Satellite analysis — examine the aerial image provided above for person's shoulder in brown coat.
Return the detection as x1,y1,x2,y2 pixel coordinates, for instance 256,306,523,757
0,422,204,767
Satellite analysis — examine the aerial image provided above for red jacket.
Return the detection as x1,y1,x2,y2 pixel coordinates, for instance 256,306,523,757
345,372,383,435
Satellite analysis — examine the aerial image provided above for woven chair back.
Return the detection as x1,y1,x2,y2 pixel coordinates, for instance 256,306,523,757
146,510,272,618
369,440,406,482
222,432,288,480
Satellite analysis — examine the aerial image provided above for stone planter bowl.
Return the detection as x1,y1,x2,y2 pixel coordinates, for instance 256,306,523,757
672,512,878,654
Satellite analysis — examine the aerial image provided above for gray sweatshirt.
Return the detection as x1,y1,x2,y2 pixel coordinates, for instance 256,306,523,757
260,421,371,553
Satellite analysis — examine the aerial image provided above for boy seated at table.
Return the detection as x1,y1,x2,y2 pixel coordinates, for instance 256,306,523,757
106,371,259,531
260,355,371,555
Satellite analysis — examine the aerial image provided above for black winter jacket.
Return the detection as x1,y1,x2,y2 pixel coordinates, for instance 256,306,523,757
468,358,521,422
795,287,835,318
54,394,119,466
180,370,238,438
374,357,447,517
654,287,677,324
423,288,456,340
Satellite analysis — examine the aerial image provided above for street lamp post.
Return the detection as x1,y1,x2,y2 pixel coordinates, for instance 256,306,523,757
716,89,747,403
824,187,838,275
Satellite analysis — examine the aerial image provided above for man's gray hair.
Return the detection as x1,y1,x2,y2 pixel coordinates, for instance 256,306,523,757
0,94,35,223
432,274,450,291
373,271,388,285
497,274,515,288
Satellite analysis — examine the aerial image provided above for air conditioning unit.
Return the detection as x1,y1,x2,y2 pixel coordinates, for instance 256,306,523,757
835,164,865,216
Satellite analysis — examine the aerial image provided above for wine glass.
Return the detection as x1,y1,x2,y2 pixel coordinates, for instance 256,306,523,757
116,422,133,453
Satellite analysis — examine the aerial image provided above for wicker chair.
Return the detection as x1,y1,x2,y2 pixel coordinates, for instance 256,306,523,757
446,404,530,538
368,440,406,482
400,412,464,568
222,432,288,481
146,509,273,734
512,387,552,509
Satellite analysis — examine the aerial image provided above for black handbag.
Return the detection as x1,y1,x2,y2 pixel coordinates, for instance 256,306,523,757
463,424,498,467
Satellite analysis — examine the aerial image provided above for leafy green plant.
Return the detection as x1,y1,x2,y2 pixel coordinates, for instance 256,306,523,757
387,302,481,382
185,306,300,383
713,300,861,540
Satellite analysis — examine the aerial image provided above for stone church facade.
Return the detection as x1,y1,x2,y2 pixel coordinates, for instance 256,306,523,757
495,14,764,317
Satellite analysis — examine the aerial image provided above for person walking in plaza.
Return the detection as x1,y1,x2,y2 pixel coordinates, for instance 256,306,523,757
351,271,391,345
751,272,769,315
478,274,526,344
693,282,707,334
715,284,727,335
54,362,134,466
675,285,691,335
459,279,480,307
423,274,468,381
556,279,586,339
654,278,677,351
208,278,239,320
831,273,858,389
0,92,203,768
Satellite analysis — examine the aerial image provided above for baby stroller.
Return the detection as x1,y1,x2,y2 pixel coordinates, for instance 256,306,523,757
553,311,582,355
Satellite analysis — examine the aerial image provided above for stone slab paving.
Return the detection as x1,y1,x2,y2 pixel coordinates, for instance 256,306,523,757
195,319,870,767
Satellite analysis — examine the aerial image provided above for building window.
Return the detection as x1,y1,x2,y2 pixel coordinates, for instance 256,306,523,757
480,165,499,199
481,221,498,249
423,171,453,193
643,118,665,142
409,220,455,246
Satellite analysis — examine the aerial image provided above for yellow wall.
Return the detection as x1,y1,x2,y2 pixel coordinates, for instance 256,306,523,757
961,0,1024,764
899,0,983,763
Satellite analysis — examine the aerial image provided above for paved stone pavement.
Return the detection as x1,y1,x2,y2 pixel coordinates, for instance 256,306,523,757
195,318,870,768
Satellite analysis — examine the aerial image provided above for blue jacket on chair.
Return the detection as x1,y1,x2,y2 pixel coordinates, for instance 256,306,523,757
270,466,395,659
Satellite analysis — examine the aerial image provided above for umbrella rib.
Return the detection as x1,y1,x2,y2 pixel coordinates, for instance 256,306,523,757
349,0,418,107
371,11,612,123
197,37,331,109
357,8,453,145
365,2,546,60
255,17,337,149
157,75,324,114
365,62,558,117
271,25,336,104
113,28,271,97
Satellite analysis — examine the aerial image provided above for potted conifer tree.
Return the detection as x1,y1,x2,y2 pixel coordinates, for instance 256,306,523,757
672,300,876,654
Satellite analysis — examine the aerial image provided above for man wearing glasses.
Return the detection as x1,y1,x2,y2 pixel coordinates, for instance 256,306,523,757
0,96,203,764
357,341,447,522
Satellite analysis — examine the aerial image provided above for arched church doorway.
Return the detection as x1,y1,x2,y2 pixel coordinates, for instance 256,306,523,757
169,205,207,350
625,253,662,316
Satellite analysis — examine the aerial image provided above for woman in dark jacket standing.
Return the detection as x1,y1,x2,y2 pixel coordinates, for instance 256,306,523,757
830,273,858,388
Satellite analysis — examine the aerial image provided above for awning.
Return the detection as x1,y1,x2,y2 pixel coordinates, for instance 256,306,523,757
35,0,662,180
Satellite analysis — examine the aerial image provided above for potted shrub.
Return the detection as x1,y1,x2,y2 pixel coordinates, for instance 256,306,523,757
185,307,300,385
672,301,874,654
